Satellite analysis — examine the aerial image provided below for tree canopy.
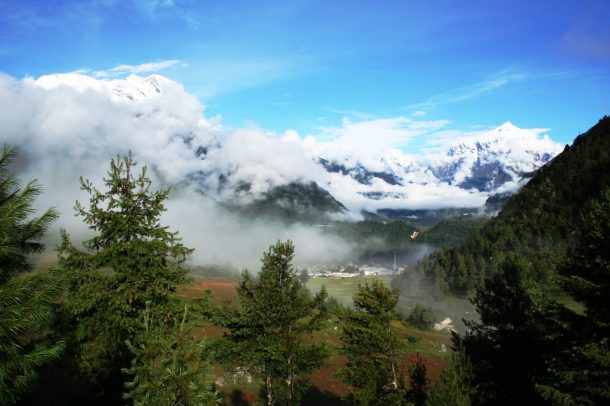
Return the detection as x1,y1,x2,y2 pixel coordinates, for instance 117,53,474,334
214,240,329,406
339,279,406,405
0,145,62,405
58,153,192,387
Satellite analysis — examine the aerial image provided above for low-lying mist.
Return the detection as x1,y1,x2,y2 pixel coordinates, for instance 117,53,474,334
393,257,476,332
163,186,357,271
35,184,358,273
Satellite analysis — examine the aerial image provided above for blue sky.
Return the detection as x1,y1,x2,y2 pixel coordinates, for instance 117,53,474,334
1,0,608,145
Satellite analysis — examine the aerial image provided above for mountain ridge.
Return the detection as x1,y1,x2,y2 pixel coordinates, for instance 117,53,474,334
402,116,610,295
27,72,563,219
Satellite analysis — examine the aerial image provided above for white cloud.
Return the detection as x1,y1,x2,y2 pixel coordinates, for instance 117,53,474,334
409,70,526,110
92,60,181,78
312,117,449,167
0,71,563,267
0,72,354,268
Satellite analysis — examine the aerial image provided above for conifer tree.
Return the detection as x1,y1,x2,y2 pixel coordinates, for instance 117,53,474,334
58,153,193,384
460,256,557,405
407,355,430,406
0,145,62,405
339,279,406,405
0,145,58,283
426,346,474,406
216,241,328,406
123,304,218,405
539,188,610,404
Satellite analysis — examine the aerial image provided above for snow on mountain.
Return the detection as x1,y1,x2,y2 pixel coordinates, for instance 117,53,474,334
2,72,564,219
34,73,169,101
311,122,562,213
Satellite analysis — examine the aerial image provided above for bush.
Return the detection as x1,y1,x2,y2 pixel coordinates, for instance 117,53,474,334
406,304,436,330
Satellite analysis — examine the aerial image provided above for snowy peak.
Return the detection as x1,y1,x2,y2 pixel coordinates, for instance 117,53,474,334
316,122,562,208
495,121,518,132
13,71,564,216
34,73,170,102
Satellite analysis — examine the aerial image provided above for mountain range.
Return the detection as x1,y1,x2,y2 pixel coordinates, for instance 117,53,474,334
404,115,610,295
27,73,564,222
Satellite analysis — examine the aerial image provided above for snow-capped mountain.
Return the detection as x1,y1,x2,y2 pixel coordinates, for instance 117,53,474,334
6,72,563,220
316,121,561,196
34,73,169,102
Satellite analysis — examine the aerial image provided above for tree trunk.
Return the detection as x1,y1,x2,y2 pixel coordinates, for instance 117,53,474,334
390,356,398,389
266,373,273,406
287,355,293,406
388,326,398,389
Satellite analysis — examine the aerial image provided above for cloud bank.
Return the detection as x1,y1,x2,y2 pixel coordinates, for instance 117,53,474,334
0,71,563,267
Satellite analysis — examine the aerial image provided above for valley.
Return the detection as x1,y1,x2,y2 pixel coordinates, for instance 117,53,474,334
1,3,608,402
177,275,452,405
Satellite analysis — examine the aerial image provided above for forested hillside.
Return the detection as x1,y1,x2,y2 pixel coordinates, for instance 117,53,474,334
417,215,489,248
405,116,610,295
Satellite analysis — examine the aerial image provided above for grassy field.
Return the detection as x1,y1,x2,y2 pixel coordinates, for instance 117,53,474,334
179,276,451,405
304,275,394,305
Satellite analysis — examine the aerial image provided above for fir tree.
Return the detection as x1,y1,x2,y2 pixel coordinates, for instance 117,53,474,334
215,240,328,406
0,145,58,283
426,346,474,406
339,279,406,405
0,145,63,405
406,304,436,330
539,188,610,405
123,304,218,406
58,153,193,385
460,256,557,405
407,354,430,406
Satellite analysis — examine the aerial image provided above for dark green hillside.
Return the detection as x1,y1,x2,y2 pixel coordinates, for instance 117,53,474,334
418,215,489,247
332,220,418,249
234,181,346,223
404,116,610,295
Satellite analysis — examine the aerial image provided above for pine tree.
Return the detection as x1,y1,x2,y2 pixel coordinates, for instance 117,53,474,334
426,345,474,406
0,145,58,283
123,304,218,405
539,188,610,404
215,241,328,406
407,354,430,406
58,153,193,384
0,145,63,405
406,304,436,330
460,256,557,405
339,279,406,405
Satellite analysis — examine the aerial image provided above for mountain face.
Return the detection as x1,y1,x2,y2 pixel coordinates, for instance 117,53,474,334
316,121,560,195
229,182,348,223
26,73,563,221
405,116,610,295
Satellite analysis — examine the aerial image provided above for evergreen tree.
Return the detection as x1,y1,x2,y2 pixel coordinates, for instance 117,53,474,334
0,145,62,405
0,145,58,283
58,153,192,385
407,355,430,406
339,279,406,405
406,304,436,330
298,269,310,284
426,346,474,406
216,241,328,406
460,256,557,405
539,188,610,404
123,304,218,406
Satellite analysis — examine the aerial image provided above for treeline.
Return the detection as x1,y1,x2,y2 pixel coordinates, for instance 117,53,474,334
331,220,418,250
416,215,489,248
408,116,610,295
